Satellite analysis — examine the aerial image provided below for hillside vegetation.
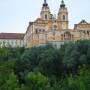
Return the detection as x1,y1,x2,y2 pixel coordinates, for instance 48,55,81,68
0,40,90,90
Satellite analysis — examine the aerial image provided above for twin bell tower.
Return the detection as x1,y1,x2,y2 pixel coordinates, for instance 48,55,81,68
40,0,68,29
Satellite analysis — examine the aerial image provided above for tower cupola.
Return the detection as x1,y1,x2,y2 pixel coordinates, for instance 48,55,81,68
58,0,69,29
40,0,51,20
60,0,65,8
43,0,48,7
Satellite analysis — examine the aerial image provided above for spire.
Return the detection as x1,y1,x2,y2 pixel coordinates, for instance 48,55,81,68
61,0,64,4
60,0,65,8
44,0,46,4
43,0,48,7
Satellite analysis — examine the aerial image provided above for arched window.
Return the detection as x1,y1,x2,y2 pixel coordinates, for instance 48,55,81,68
39,29,41,32
61,34,63,40
43,29,45,32
35,29,38,34
64,32,71,40
45,14,47,20
54,25,57,29
63,15,65,20
87,31,89,35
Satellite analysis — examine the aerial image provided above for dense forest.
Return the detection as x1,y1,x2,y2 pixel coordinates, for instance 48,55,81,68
0,40,90,90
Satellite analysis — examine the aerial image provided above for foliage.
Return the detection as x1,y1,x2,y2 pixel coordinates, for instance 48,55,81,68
0,40,90,89
25,72,48,90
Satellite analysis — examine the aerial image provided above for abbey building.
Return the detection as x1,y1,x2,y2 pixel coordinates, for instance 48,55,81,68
24,0,90,48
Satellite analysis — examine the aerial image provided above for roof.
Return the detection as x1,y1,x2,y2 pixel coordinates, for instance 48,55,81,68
35,18,44,22
78,20,89,24
0,33,24,40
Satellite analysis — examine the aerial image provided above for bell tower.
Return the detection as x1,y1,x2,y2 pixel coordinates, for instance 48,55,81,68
40,0,51,20
58,0,69,29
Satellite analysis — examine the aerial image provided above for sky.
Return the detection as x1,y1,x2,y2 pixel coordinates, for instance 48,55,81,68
0,0,90,33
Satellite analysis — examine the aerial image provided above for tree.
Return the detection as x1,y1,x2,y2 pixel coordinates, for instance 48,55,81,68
39,48,63,78
25,72,48,90
5,72,19,90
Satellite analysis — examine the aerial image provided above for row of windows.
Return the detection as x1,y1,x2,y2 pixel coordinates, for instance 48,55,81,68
35,29,46,34
0,40,23,46
79,30,89,35
44,14,66,20
61,33,74,40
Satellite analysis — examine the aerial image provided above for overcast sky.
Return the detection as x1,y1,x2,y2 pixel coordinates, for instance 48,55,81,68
0,0,90,33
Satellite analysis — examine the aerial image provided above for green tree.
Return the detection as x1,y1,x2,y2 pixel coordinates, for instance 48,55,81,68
39,48,63,78
25,72,48,90
5,72,19,90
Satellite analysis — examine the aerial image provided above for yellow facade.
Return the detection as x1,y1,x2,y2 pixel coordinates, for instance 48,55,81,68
24,0,90,48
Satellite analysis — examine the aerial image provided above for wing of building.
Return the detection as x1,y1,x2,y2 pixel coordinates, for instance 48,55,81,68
0,33,24,48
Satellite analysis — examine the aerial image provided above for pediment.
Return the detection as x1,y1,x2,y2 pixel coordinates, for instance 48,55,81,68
79,20,88,24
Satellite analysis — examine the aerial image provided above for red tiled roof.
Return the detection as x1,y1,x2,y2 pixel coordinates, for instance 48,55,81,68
0,33,24,40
